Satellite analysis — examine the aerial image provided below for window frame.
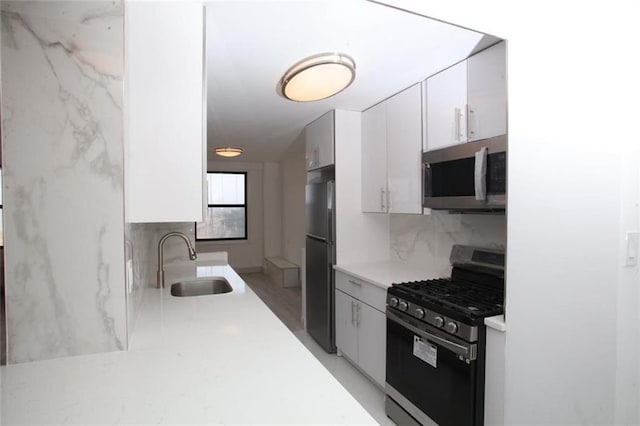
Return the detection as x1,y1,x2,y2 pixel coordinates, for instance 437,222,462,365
195,171,248,241
0,166,3,247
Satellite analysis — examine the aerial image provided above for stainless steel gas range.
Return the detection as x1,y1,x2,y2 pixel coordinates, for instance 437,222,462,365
385,245,505,426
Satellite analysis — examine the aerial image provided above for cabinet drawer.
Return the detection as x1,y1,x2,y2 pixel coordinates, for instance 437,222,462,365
335,270,387,312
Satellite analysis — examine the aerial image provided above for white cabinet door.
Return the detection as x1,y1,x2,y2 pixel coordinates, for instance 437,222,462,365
305,111,334,171
361,102,388,213
386,83,423,214
467,41,507,142
125,2,205,223
484,325,506,425
426,61,468,151
357,301,387,388
335,289,358,362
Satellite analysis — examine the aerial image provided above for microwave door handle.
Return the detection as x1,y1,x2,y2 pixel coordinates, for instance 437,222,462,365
423,162,432,198
474,146,488,201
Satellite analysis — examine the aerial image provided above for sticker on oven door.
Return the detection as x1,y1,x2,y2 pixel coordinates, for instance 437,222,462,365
413,336,437,368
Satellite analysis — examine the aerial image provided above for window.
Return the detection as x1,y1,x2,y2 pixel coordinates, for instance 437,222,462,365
0,168,3,246
196,172,247,240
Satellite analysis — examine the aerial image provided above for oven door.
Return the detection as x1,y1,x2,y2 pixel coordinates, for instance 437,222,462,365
386,309,481,426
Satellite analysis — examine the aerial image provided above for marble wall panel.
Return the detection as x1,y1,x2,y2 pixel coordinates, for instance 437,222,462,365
1,1,126,363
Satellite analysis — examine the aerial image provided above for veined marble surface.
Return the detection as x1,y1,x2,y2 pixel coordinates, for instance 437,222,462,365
125,222,195,337
1,263,377,425
1,1,126,362
390,213,506,277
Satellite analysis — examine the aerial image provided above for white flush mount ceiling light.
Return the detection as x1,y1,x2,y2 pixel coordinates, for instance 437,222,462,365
279,52,356,102
214,147,243,158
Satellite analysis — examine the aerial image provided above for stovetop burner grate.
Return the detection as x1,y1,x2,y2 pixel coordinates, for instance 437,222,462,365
390,278,504,322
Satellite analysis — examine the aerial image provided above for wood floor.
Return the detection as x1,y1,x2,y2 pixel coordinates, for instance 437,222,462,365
240,272,303,332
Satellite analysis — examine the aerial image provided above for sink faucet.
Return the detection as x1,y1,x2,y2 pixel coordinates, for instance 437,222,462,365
157,232,198,288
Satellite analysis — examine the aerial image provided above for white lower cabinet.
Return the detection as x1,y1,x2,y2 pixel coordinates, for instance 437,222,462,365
335,289,358,362
335,271,387,389
355,300,386,387
484,324,506,425
125,2,206,223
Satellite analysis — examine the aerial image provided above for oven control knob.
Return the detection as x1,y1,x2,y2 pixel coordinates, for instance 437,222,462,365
415,308,425,319
398,301,409,312
445,321,459,334
434,317,444,328
389,297,399,308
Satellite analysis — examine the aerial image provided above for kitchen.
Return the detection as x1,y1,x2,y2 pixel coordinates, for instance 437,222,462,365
1,0,639,425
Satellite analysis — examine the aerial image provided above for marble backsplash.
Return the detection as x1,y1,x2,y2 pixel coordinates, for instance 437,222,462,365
390,213,506,276
125,222,195,334
1,1,126,363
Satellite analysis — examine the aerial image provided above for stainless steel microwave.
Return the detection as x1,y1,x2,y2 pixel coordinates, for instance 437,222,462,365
422,135,507,211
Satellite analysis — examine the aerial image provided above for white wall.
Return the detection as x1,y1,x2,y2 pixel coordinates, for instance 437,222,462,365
263,162,282,259
280,132,306,266
380,0,640,423
1,1,127,363
615,151,640,423
198,161,265,271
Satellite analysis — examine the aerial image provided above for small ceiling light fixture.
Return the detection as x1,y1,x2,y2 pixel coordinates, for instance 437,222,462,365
214,147,243,158
279,52,356,102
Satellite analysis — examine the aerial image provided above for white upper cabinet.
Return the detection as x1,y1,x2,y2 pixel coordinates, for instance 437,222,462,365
386,83,423,214
467,41,507,141
125,2,206,223
361,102,387,213
425,41,506,151
305,111,335,171
361,84,422,214
426,61,468,151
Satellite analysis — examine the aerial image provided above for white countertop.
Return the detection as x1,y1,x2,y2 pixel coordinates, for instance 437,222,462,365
1,262,377,425
485,315,507,332
334,261,441,289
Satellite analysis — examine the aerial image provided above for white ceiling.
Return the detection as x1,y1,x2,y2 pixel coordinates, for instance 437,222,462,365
205,0,487,163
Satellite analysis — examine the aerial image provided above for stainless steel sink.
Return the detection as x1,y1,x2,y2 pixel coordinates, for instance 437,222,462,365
170,278,233,297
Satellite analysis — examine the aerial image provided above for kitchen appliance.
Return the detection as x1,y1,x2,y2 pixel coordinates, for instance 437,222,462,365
305,168,336,353
385,245,505,426
422,135,507,211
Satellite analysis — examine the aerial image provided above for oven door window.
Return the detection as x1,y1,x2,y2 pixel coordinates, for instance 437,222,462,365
386,318,477,425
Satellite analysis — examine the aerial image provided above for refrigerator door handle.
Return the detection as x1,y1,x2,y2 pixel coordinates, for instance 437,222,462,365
327,181,335,244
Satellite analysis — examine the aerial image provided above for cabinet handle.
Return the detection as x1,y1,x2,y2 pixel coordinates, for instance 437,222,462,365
351,300,355,325
356,303,361,327
454,106,461,142
460,104,473,142
348,279,362,287
387,189,391,213
467,104,475,137
380,187,385,212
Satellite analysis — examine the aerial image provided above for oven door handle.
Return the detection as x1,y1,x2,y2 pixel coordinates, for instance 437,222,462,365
387,309,477,361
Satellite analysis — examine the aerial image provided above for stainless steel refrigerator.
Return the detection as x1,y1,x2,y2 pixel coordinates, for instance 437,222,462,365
305,175,336,353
